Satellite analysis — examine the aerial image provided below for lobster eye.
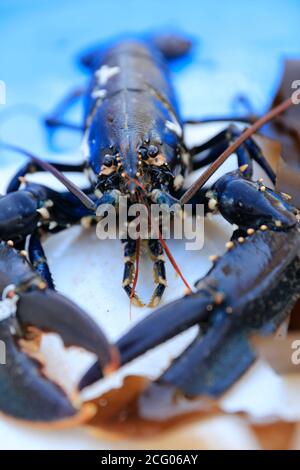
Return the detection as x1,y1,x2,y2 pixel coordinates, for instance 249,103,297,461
139,147,148,160
103,155,114,167
147,145,159,158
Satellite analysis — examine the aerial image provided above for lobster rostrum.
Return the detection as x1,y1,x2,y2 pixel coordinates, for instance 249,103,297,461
0,32,299,423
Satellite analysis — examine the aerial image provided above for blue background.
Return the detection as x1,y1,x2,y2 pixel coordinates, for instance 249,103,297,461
0,0,299,165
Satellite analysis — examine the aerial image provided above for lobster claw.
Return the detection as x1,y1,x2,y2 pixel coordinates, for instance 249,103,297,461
0,319,78,423
0,191,40,242
79,291,212,390
0,285,118,424
17,289,114,369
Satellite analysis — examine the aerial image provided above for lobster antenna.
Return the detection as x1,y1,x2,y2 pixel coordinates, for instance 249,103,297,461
141,195,192,293
158,232,192,293
129,237,141,318
1,142,96,211
180,97,294,204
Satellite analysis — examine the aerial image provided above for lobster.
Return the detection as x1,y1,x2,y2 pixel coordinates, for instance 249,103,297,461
0,32,299,423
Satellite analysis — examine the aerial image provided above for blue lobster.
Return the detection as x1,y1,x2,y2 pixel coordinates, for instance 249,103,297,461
0,33,299,423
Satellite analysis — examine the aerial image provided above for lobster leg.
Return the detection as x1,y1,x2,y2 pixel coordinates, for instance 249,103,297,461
189,124,276,184
28,231,55,289
7,160,87,193
184,115,255,125
44,87,85,137
148,239,167,308
121,238,167,308
184,94,258,125
191,128,252,179
121,238,144,306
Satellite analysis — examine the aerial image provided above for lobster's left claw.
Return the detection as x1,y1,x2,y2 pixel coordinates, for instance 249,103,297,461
0,320,79,423
17,288,116,371
0,284,118,423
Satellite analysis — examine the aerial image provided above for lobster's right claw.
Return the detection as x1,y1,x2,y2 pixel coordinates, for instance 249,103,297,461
0,285,118,424
79,291,212,390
